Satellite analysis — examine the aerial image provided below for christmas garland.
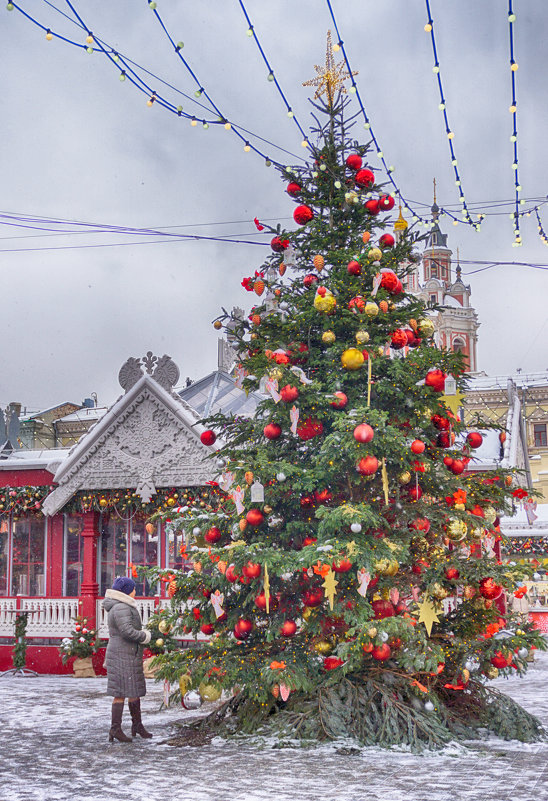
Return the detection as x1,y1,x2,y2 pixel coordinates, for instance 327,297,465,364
13,612,29,670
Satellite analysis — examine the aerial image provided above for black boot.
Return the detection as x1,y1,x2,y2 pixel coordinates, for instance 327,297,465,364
109,701,132,743
129,699,153,739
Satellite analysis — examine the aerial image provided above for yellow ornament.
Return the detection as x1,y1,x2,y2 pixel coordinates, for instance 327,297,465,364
158,619,172,635
355,330,369,345
155,638,164,648
244,471,254,486
264,505,272,514
341,348,365,370
418,318,435,338
179,673,192,696
345,190,358,205
399,471,411,484
417,599,440,636
462,668,470,682
213,320,222,330
322,330,336,345
198,681,222,702
269,368,283,381
374,558,399,576
431,582,449,600
313,640,333,655
99,498,108,507
166,497,176,507
302,606,313,621
364,302,379,317
367,247,382,261
485,666,499,680
314,289,337,313
447,518,467,542
367,627,378,638
484,506,497,525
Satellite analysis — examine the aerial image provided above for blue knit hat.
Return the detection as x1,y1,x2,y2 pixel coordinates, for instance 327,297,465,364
112,576,136,595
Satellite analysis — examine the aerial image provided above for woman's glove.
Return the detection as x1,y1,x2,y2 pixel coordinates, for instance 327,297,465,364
142,630,152,644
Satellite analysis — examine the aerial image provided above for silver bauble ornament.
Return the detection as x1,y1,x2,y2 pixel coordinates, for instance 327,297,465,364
518,647,528,659
424,700,435,712
192,526,201,536
276,472,287,482
350,523,362,534
379,631,389,643
183,690,202,709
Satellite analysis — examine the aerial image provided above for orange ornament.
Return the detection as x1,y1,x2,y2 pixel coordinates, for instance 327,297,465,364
145,522,155,535
193,561,202,573
217,560,227,574
362,231,371,244
279,263,287,277
271,685,280,698
254,279,265,296
378,300,388,313
313,254,325,272
251,314,261,326
245,471,254,485
239,519,248,532
167,579,177,598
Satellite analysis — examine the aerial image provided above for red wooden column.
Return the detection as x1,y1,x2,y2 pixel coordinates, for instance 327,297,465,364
80,511,100,627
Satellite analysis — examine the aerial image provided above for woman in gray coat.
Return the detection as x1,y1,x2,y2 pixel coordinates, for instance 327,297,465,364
103,576,152,743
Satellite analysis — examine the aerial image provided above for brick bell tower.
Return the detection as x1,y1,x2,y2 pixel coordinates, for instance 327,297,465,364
396,185,480,372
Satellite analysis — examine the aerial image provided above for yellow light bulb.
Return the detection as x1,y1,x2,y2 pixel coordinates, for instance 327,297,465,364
333,43,340,52
86,35,93,45
224,122,232,130
447,131,454,139
301,140,309,148
509,104,517,113
244,143,251,152
424,23,432,32
45,31,53,41
511,62,518,71
190,119,197,127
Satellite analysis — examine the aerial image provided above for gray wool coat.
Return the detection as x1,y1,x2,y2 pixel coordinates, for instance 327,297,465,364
102,589,152,698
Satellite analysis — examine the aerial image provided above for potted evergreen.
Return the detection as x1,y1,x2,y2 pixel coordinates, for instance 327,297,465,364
59,616,102,677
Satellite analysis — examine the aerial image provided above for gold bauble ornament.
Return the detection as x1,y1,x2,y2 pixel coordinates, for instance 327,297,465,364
264,505,272,514
213,320,222,330
155,638,164,648
355,330,369,345
313,640,333,655
314,290,337,313
485,666,499,680
399,471,412,484
179,673,192,696
166,497,176,507
367,247,382,261
367,627,378,638
341,348,365,370
364,302,379,317
199,681,222,702
418,318,435,338
447,518,467,542
269,368,284,381
250,332,258,340
158,620,172,635
99,498,108,507
484,506,497,525
322,330,336,345
374,558,399,576
431,582,449,600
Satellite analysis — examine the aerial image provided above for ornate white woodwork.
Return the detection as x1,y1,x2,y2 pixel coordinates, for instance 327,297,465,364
42,366,218,516
0,598,79,637
0,598,17,636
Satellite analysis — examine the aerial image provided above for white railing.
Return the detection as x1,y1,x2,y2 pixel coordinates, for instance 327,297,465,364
0,598,17,636
21,598,80,637
97,598,157,639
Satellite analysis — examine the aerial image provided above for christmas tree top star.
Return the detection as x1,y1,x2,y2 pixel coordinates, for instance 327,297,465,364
303,31,357,106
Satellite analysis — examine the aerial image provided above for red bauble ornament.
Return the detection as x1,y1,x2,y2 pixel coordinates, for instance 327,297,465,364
353,423,375,443
371,599,396,619
281,620,297,638
246,508,264,527
410,439,426,455
425,369,446,392
286,182,301,196
234,618,253,639
200,623,215,635
204,527,222,544
491,652,510,669
407,485,423,501
332,558,352,573
443,456,454,468
225,564,240,583
378,194,395,211
432,414,450,430
449,459,465,475
390,329,408,350
445,567,460,580
393,278,403,294
380,270,399,292
405,329,419,347
200,430,217,446
280,385,299,403
303,588,323,607
371,644,392,661
315,489,332,503
467,432,483,449
302,536,317,547
293,204,314,225
347,260,362,275
242,561,261,579
355,168,375,188
379,233,395,249
255,593,268,610
297,418,324,441
271,236,288,252
410,517,430,533
348,295,366,313
346,153,363,170
364,198,380,215
324,656,345,670
437,431,455,448
479,577,502,600
331,391,348,409
357,455,378,476
303,273,319,288
264,423,282,440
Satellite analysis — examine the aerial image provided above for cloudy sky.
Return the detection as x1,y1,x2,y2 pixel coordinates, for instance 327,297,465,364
1,0,547,413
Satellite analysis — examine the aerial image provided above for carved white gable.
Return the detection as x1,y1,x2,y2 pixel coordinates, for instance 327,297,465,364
42,372,218,516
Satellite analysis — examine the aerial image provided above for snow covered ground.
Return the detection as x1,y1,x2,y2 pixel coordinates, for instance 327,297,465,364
1,653,547,801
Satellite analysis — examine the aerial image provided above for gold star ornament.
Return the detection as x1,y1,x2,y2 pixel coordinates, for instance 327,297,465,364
418,599,440,636
303,31,358,106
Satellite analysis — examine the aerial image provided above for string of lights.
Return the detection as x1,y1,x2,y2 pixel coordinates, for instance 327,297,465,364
423,1,476,231
236,0,310,148
535,209,548,246
324,0,431,228
507,2,522,246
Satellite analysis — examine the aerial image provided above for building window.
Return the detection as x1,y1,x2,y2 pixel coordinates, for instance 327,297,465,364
430,294,437,304
533,423,547,447
99,516,128,596
11,517,46,596
129,519,159,596
430,263,438,278
453,338,465,353
0,518,8,596
64,515,84,596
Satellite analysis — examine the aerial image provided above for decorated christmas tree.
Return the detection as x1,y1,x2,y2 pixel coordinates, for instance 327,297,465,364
145,56,544,749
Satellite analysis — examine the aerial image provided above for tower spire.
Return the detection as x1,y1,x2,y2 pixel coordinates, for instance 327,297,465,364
431,178,440,221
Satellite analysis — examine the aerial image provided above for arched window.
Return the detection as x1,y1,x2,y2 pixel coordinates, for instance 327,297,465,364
453,337,465,353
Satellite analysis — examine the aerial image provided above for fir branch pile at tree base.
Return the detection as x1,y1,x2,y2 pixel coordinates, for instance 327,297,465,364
144,89,545,751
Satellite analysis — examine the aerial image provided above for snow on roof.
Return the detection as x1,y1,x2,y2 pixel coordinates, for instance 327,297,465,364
22,402,80,421
57,406,108,423
500,503,548,538
461,429,503,470
0,448,69,471
469,372,548,392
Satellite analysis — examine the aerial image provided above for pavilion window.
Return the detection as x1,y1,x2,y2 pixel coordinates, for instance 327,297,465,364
0,518,8,596
167,525,189,572
99,515,128,596
11,516,46,596
64,514,84,596
129,518,159,596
